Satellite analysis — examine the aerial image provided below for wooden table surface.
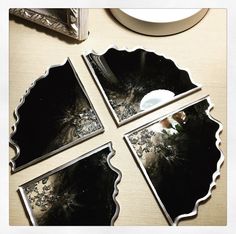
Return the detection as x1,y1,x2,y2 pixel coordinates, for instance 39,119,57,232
9,9,227,226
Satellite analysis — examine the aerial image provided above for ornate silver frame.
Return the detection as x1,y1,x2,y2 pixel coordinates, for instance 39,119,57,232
18,142,121,226
10,58,104,173
83,46,201,126
124,95,224,225
9,8,89,41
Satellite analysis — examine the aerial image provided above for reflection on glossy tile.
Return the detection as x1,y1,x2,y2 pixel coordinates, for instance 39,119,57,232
84,47,200,125
125,97,223,225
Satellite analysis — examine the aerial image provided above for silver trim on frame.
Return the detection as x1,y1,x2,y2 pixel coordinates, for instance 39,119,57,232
9,8,89,41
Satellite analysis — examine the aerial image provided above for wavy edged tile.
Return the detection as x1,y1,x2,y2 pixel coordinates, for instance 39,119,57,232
83,46,201,126
124,96,224,225
18,142,121,226
10,58,104,172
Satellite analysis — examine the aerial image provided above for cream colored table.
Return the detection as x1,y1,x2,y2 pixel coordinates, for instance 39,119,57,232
9,9,226,226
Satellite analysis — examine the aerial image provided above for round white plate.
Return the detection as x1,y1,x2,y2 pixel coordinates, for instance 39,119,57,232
110,8,209,36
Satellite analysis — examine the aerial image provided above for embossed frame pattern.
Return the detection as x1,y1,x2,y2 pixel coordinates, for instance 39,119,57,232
9,8,89,41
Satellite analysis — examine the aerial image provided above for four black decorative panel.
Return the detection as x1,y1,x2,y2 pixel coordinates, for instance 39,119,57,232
10,48,224,226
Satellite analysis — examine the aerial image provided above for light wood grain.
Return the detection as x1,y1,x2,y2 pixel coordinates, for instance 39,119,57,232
9,9,226,226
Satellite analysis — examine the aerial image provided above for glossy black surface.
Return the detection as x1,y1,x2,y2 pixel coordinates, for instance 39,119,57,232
10,59,103,172
126,99,222,224
86,48,198,124
20,144,120,226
